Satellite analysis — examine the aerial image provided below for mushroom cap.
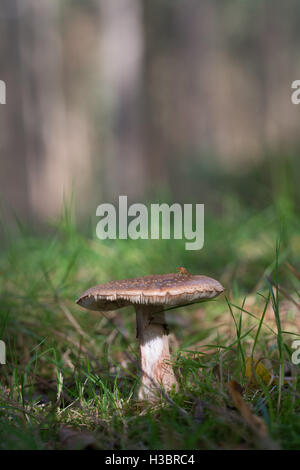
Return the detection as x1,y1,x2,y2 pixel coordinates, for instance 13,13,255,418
76,271,224,311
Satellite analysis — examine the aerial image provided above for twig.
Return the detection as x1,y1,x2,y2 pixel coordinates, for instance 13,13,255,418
285,262,300,281
266,276,300,311
58,300,90,339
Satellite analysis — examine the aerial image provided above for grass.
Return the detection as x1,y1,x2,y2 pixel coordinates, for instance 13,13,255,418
0,192,300,450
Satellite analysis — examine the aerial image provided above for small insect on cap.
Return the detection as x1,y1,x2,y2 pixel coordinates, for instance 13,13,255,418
76,268,224,312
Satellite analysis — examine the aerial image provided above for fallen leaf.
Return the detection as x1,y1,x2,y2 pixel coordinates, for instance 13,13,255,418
228,380,279,449
245,357,274,386
245,357,292,387
58,426,97,450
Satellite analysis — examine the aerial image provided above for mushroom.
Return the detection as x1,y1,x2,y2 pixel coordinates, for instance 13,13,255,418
76,268,224,401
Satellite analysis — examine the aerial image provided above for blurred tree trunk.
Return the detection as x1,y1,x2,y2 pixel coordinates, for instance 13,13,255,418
17,0,71,219
98,0,145,202
142,0,220,198
0,0,31,222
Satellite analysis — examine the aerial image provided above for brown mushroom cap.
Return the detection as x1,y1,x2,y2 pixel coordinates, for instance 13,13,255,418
76,272,224,311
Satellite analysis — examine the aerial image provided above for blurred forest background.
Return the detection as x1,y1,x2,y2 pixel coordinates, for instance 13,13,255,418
0,0,299,224
1,1,300,450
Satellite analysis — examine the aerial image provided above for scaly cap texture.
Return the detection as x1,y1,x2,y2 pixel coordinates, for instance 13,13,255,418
76,271,224,311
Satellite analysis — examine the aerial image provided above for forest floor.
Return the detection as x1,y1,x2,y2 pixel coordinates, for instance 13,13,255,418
0,190,300,450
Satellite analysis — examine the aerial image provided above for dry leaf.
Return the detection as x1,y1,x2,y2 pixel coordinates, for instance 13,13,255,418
229,380,268,437
245,357,292,387
245,357,275,386
228,380,279,449
58,426,97,450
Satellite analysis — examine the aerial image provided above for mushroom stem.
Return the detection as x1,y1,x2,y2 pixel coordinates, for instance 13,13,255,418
135,305,178,400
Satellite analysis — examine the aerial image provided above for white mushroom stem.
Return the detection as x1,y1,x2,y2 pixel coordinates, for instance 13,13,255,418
135,305,178,400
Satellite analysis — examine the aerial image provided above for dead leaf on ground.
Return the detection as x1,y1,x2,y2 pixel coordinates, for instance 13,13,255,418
245,357,294,388
228,380,279,449
58,426,97,450
245,357,275,387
